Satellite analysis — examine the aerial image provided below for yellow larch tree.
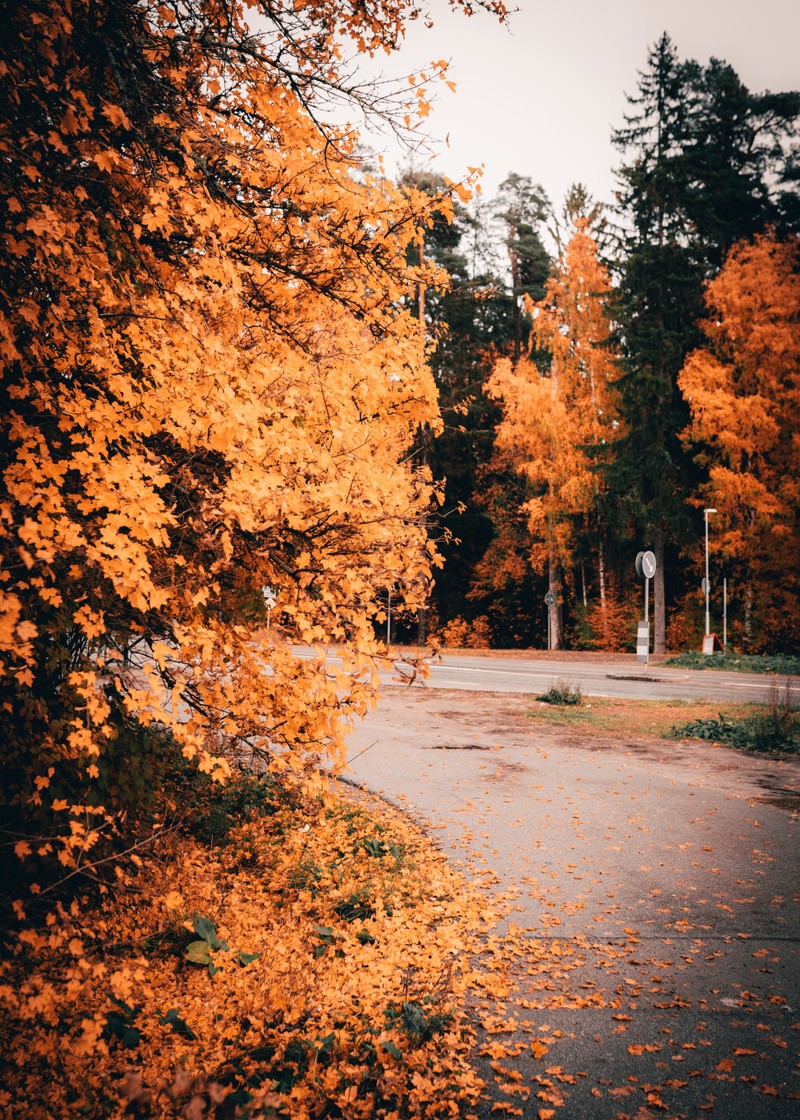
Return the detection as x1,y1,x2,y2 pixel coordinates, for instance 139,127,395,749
486,217,621,648
678,232,800,649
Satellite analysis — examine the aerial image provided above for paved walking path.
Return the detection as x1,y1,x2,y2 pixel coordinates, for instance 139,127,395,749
344,687,800,1119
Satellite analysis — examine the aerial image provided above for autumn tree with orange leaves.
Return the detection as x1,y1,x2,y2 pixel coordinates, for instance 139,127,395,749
0,0,509,893
486,217,621,649
679,233,800,651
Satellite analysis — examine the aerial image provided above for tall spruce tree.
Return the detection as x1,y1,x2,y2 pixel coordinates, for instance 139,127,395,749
605,33,800,652
683,60,800,263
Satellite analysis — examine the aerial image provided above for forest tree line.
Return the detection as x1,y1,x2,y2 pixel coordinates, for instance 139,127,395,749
401,34,800,655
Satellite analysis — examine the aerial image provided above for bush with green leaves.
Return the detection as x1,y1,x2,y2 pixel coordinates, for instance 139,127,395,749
672,679,799,753
536,680,583,706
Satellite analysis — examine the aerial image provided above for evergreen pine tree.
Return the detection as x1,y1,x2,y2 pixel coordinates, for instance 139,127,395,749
605,33,800,652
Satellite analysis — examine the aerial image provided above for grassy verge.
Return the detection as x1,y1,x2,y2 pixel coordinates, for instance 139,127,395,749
528,688,799,753
666,650,800,675
527,695,756,740
0,773,501,1119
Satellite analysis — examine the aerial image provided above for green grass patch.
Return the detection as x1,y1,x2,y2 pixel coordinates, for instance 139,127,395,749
531,705,597,728
527,695,759,740
666,650,800,675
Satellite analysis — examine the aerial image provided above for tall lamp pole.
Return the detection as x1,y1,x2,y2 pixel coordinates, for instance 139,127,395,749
704,508,717,638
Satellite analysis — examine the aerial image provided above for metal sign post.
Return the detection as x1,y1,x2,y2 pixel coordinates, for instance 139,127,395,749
704,508,717,639
635,551,656,663
544,590,555,651
262,585,277,634
644,574,649,625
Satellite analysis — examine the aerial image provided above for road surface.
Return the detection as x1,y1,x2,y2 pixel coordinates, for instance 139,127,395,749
415,652,796,704
342,686,800,1118
295,646,799,704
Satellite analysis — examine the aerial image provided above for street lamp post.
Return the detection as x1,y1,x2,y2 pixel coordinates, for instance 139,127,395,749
704,508,717,638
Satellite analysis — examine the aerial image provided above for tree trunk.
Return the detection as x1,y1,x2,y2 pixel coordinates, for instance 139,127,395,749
597,538,607,645
415,237,428,649
417,605,428,648
548,548,562,651
653,538,666,654
744,571,753,651
509,245,522,365
581,561,587,609
418,238,425,322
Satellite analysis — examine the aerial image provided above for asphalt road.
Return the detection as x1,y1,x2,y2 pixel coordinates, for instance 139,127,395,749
295,646,799,704
401,651,800,705
343,686,800,1118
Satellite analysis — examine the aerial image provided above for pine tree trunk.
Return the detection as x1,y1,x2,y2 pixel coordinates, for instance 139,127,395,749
653,538,666,654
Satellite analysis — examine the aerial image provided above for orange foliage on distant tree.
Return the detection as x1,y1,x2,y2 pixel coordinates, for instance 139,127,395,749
0,0,507,884
679,233,800,649
486,219,620,648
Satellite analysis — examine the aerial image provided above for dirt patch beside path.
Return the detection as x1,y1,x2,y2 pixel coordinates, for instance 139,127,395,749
372,686,800,807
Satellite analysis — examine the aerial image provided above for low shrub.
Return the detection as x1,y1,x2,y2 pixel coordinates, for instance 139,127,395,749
672,678,799,753
165,751,286,846
536,680,583,706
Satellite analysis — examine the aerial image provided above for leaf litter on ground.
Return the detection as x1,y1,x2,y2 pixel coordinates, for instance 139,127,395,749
4,701,800,1119
1,779,499,1119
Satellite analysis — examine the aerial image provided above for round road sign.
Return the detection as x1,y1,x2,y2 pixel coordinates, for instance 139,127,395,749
544,591,556,606
642,550,657,579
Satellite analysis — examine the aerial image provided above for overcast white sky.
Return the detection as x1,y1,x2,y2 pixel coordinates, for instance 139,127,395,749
358,0,800,211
